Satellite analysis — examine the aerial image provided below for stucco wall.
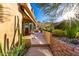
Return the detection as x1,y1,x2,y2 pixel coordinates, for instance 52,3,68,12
0,4,22,50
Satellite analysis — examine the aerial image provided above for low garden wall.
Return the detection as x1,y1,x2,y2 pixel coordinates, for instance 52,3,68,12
22,36,31,47
42,31,79,56
42,31,51,44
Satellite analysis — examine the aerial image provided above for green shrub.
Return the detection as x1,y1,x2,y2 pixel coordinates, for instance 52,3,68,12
55,20,79,38
64,22,78,38
46,28,52,32
53,29,66,37
65,28,77,38
75,32,79,38
8,43,28,56
43,27,52,32
0,43,4,56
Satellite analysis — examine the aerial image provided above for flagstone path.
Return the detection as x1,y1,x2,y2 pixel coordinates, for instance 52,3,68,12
24,32,53,56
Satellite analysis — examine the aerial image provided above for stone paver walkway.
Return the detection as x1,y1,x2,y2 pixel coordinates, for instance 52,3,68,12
30,32,48,45
25,32,53,56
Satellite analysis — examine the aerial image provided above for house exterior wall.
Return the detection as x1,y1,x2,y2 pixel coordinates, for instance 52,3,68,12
0,4,22,50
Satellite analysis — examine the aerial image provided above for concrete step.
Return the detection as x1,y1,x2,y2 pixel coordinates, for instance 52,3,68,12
31,44,50,47
25,46,53,56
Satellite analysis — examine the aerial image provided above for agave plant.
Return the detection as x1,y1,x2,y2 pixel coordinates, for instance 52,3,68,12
8,43,28,56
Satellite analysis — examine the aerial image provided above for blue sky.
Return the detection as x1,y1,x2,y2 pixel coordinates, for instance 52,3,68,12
30,3,49,22
30,3,67,23
30,3,64,23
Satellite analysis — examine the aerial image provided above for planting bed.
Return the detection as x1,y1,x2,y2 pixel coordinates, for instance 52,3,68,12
50,35,79,56
42,30,79,56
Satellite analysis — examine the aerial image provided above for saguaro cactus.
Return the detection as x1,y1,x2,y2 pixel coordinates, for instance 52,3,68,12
4,33,7,55
11,16,17,48
17,15,22,45
11,15,22,49
3,33,10,55
7,38,9,51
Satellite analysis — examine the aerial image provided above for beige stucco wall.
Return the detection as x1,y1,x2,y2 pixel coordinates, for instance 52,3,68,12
0,4,22,50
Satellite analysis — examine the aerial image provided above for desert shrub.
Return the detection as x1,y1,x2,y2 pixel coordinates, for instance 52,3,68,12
65,28,77,38
53,29,66,37
46,28,52,32
54,20,79,38
43,27,52,32
0,43,4,56
54,21,66,30
8,43,29,56
75,32,79,38
64,22,79,38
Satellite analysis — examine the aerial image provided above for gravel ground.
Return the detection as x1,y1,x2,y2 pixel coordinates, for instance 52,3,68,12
57,37,79,46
